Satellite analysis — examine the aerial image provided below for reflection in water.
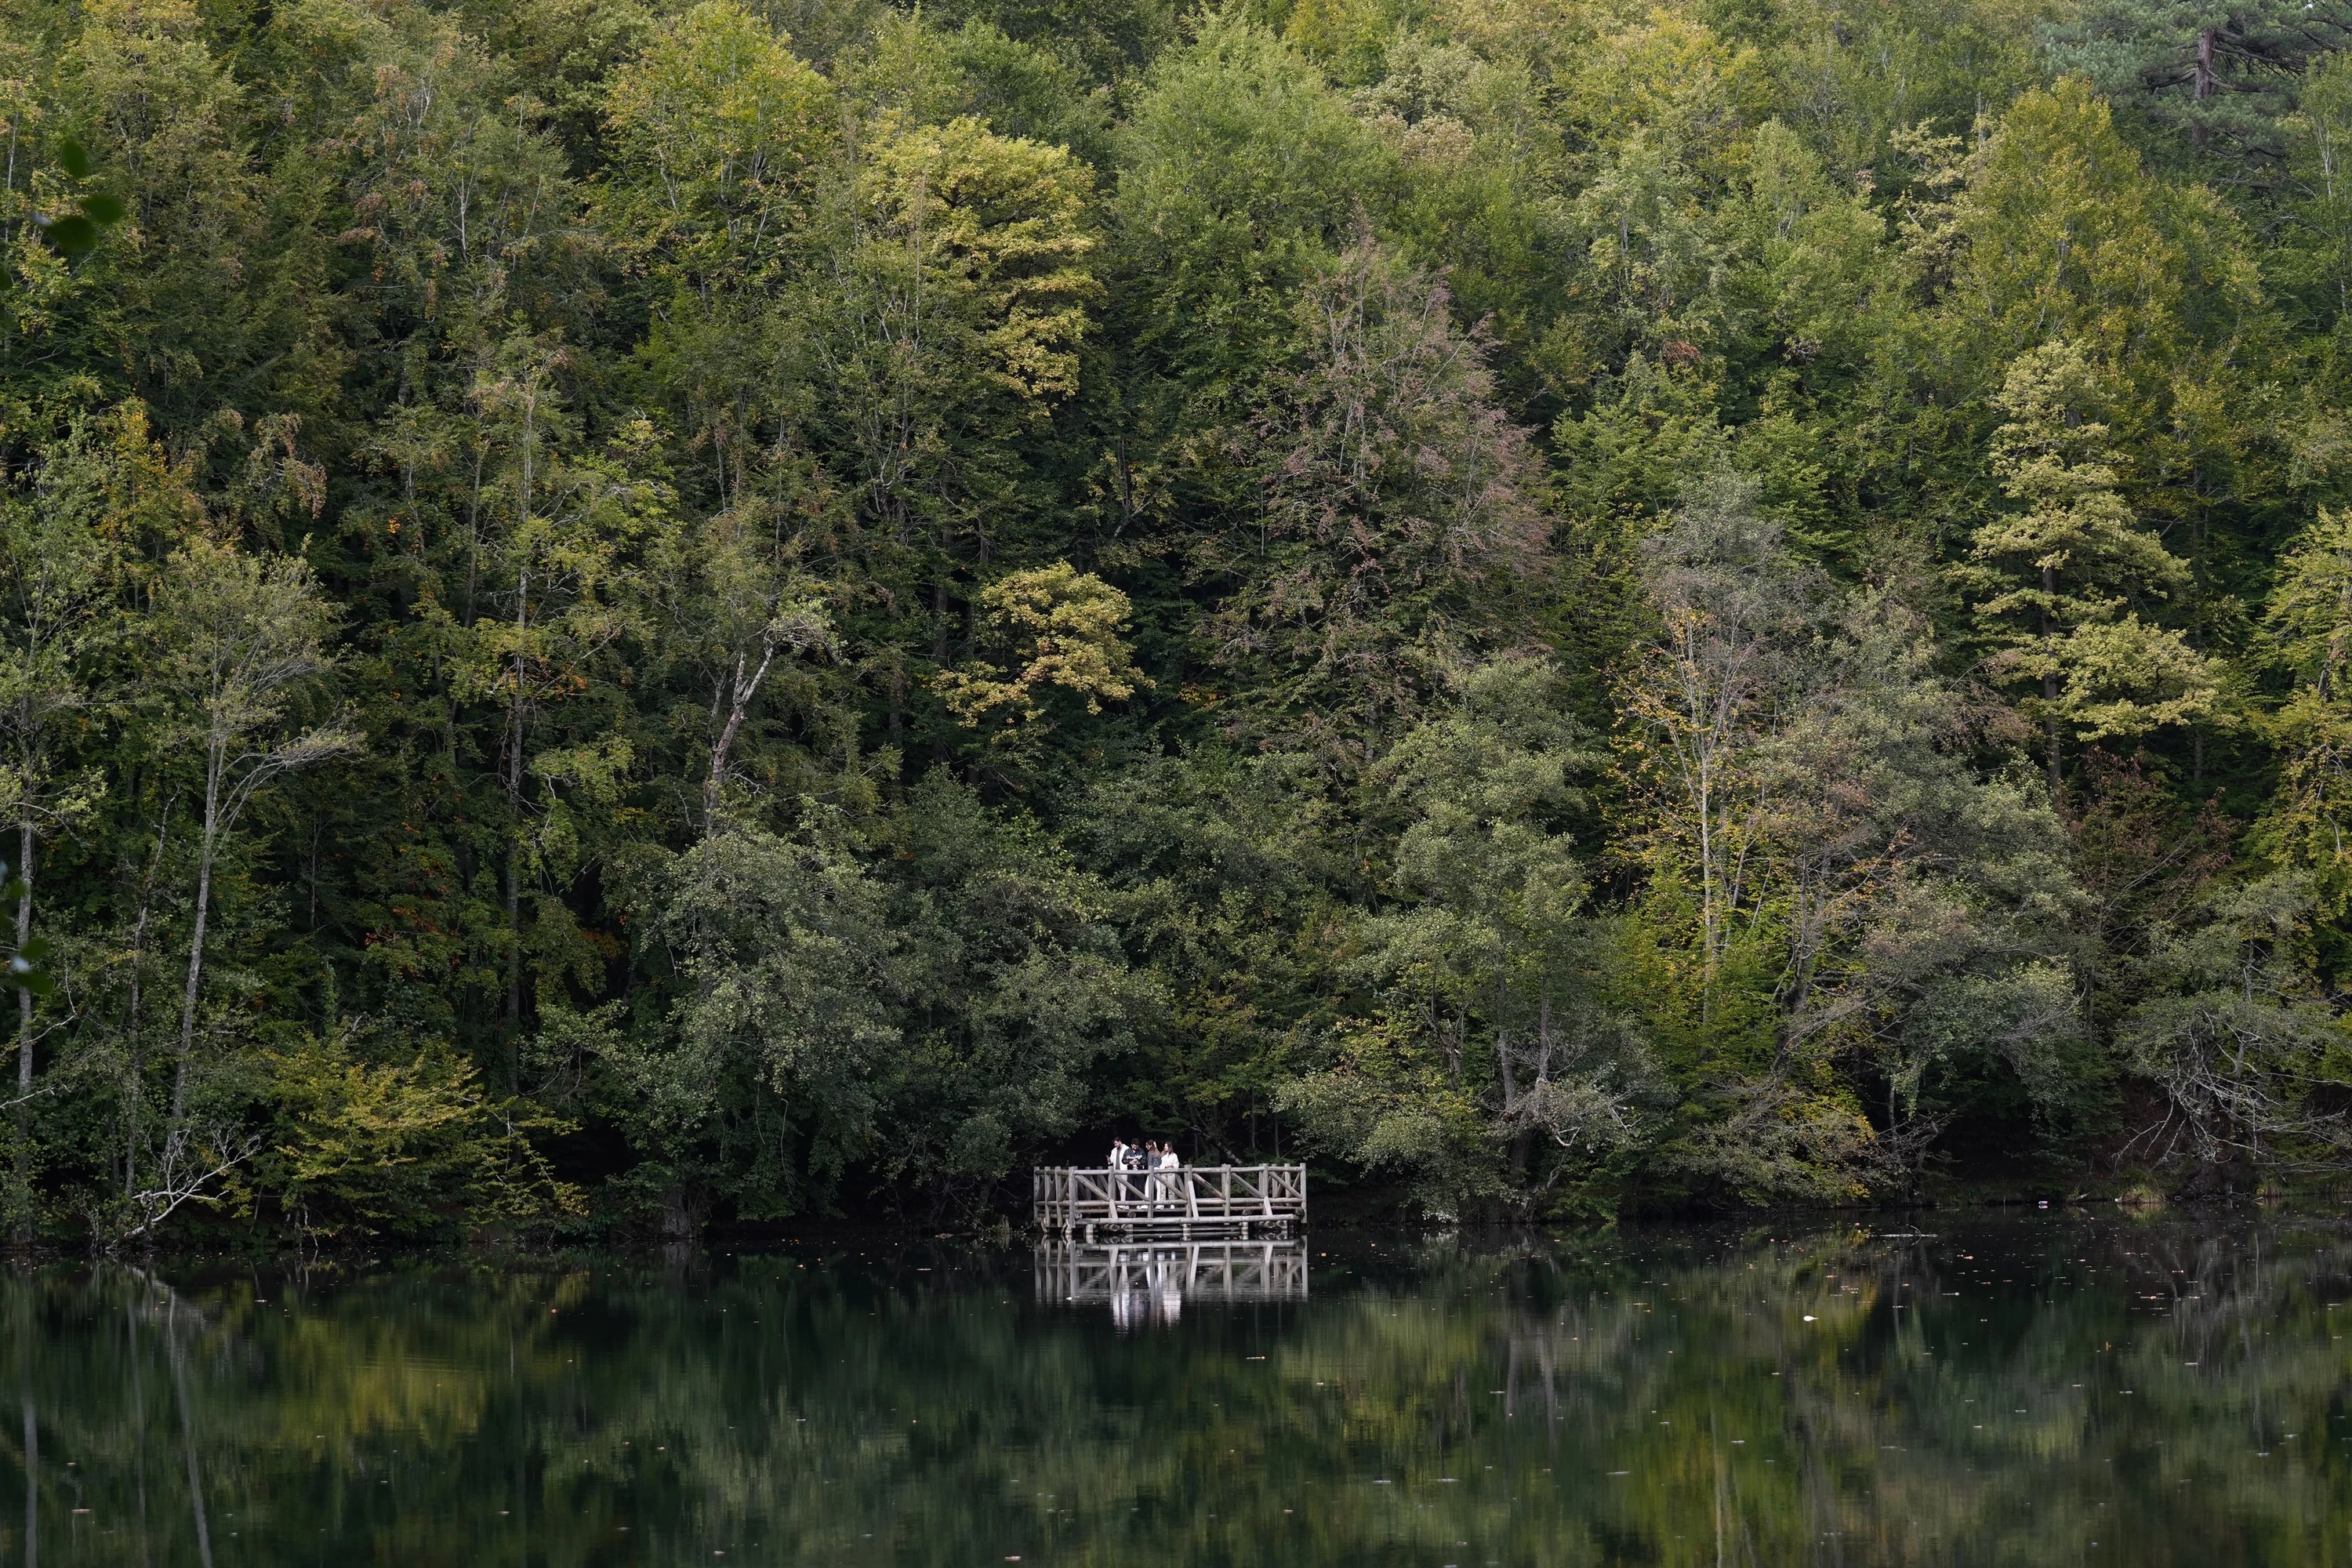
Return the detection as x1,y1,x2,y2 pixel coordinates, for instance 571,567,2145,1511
7,1215,2352,1564
1035,1240,1309,1327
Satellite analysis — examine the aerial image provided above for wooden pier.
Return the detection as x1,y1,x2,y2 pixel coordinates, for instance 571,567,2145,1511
1031,1163,1305,1239
1036,1240,1308,1319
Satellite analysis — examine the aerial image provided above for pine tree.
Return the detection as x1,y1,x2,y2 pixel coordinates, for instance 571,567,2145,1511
1965,340,2227,784
2045,0,2352,169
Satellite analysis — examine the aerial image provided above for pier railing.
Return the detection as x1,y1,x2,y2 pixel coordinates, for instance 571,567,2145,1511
1031,1163,1305,1238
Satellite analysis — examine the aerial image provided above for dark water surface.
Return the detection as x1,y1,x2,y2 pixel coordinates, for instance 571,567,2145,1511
8,1213,2352,1565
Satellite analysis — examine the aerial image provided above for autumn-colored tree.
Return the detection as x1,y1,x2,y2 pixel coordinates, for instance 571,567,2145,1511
1207,238,1552,764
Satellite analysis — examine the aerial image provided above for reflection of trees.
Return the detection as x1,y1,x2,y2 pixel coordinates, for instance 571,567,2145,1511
1438,1218,2352,1564
4,1219,2352,1563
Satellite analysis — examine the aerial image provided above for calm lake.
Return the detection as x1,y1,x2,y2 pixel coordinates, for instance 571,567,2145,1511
6,1212,2351,1565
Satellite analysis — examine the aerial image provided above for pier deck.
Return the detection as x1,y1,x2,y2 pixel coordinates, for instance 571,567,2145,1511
1031,1163,1305,1239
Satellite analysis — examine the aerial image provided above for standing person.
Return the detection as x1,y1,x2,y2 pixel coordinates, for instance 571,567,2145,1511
1109,1138,1130,1214
1159,1142,1181,1215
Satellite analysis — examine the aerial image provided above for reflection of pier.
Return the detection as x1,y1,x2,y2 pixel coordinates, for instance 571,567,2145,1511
1036,1240,1309,1326
1031,1164,1305,1239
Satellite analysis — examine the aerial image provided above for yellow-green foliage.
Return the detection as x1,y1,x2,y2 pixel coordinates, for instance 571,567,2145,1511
936,561,1148,731
268,1032,583,1240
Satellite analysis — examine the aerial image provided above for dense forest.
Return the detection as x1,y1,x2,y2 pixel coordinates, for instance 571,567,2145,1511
2,0,2350,1245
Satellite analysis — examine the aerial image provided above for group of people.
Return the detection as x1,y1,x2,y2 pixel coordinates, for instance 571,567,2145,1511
1107,1138,1183,1209
1109,1138,1180,1172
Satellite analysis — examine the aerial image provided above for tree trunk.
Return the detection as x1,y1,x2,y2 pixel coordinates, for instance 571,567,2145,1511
504,839,521,985
704,639,779,826
16,818,30,1098
172,762,223,1126
1537,979,1554,1084
123,803,168,1203
504,378,539,1065
2041,568,2063,792
2045,685,2062,793
885,652,907,800
503,840,521,1089
2192,28,2216,147
507,562,528,1051
11,817,29,1243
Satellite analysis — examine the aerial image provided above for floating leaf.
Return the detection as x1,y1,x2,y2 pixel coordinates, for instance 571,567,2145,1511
82,192,125,225
56,137,89,179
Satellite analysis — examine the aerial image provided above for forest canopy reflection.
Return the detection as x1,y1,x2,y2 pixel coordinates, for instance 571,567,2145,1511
6,1213,2352,1565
